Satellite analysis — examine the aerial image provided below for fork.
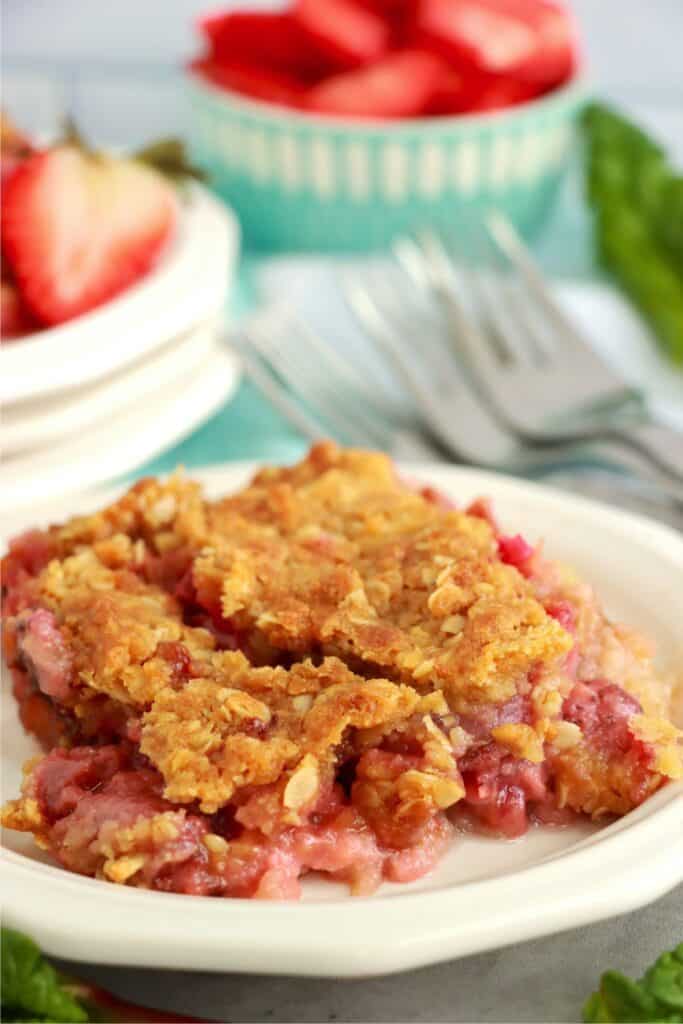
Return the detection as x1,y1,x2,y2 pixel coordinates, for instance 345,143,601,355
407,214,683,484
235,306,683,517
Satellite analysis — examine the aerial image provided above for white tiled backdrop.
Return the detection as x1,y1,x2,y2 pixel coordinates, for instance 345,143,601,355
3,0,683,155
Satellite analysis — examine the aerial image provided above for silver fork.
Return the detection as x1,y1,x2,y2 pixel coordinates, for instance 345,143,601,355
236,303,683,517
409,214,683,484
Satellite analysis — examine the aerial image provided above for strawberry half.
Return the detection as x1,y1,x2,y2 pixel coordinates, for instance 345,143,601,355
1,144,177,327
190,57,307,108
414,0,576,90
294,0,391,70
306,49,448,118
197,11,328,79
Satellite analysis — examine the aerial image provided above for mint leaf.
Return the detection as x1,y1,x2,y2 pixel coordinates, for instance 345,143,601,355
582,101,683,365
583,944,683,1023
1,929,88,1022
644,945,683,1011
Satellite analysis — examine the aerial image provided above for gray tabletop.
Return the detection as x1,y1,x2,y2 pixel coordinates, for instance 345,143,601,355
54,883,682,1023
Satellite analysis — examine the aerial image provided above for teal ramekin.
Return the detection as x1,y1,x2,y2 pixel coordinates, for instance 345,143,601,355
186,71,587,252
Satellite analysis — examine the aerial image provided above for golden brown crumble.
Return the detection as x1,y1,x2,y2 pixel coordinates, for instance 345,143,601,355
140,653,420,812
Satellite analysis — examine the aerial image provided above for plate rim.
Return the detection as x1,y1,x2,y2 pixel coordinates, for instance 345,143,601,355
2,460,682,977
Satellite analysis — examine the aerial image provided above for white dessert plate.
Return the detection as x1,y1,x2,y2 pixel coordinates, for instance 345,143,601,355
3,318,220,456
0,346,240,510
1,184,239,406
1,463,682,977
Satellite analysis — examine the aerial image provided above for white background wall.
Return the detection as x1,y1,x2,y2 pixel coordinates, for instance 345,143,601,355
3,0,683,150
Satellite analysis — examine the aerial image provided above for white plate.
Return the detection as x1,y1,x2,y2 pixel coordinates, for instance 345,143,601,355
3,318,219,455
0,184,239,406
1,463,682,977
0,348,240,510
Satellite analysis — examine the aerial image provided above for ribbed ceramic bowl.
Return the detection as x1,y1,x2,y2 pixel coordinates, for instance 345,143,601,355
187,71,587,252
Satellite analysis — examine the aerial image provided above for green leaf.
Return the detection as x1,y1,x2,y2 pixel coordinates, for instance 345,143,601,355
1,929,88,1023
583,945,683,1023
583,100,683,364
644,944,683,1010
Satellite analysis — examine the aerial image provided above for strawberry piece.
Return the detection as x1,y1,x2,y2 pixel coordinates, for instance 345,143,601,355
190,58,306,108
355,0,416,44
306,49,447,118
197,11,326,79
414,0,576,89
425,66,477,114
294,0,391,70
468,74,541,110
1,145,177,327
426,65,538,114
1,279,38,339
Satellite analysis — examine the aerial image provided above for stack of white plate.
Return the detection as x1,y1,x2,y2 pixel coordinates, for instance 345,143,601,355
1,184,241,510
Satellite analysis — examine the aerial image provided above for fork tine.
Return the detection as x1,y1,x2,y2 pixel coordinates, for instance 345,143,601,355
414,229,515,387
441,217,527,367
343,278,445,413
484,212,662,401
471,266,552,366
343,276,488,464
485,211,596,357
248,313,392,449
237,344,325,442
353,264,453,388
291,313,405,422
452,217,549,367
251,343,375,448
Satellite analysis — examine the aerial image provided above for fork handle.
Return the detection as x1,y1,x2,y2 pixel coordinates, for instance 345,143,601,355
607,421,683,486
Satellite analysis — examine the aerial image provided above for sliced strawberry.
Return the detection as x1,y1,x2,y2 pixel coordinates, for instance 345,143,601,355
197,11,326,79
467,74,541,111
306,49,448,118
190,57,306,108
414,0,576,89
2,145,177,327
355,0,416,44
294,0,391,70
1,280,38,339
425,66,478,114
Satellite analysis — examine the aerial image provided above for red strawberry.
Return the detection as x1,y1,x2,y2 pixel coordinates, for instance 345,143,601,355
190,57,306,108
1,279,38,339
294,0,391,70
306,49,448,118
414,0,576,89
197,11,327,79
1,144,177,327
467,74,541,111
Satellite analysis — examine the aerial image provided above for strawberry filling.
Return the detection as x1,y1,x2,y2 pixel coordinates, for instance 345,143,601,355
15,608,73,702
498,533,535,574
26,745,454,898
562,680,644,757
